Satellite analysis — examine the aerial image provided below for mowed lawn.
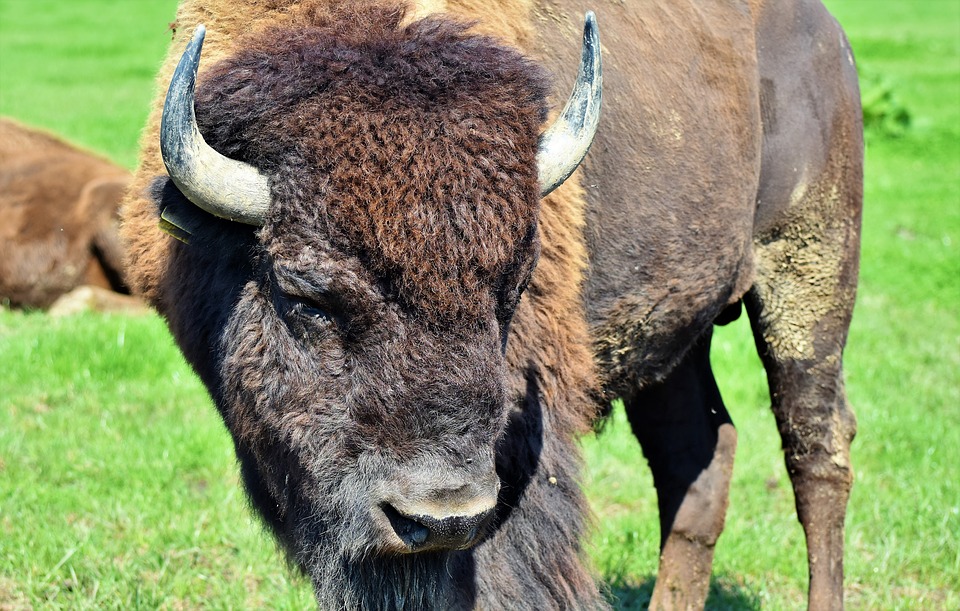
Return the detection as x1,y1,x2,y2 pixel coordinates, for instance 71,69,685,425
1,0,957,608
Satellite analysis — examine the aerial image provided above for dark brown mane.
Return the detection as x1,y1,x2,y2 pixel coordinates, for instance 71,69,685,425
195,8,549,325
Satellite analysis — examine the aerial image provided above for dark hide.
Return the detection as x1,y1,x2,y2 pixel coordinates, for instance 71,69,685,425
0,118,132,308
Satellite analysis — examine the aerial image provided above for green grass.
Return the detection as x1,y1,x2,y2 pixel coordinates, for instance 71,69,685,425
0,313,315,608
0,0,176,168
2,0,958,608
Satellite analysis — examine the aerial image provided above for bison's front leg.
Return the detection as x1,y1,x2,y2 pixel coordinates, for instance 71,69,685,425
752,352,855,611
624,329,737,610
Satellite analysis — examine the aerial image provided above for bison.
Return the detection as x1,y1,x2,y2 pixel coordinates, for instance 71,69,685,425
121,0,862,609
0,118,133,309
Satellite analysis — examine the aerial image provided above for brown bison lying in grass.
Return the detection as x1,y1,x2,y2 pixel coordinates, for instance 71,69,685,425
122,0,862,608
0,118,133,310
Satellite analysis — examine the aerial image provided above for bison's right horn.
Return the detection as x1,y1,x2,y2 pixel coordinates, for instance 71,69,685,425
537,12,602,197
160,25,271,226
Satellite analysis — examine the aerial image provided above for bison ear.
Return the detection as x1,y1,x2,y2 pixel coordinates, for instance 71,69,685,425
152,176,204,243
152,175,259,248
537,11,602,197
159,205,196,243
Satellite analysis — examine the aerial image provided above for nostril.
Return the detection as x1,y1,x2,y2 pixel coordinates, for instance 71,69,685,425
381,503,430,547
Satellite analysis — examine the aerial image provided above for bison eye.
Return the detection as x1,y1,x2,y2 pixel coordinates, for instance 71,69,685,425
292,297,339,324
297,301,332,322
276,289,346,332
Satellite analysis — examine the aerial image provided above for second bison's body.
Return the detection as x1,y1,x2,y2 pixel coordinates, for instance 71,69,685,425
1,118,131,308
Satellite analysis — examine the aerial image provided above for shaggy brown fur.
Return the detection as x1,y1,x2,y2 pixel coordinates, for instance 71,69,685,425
1,118,131,308
122,0,862,608
193,10,548,326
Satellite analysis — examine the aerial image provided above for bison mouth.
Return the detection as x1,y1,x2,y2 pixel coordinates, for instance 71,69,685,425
379,501,496,553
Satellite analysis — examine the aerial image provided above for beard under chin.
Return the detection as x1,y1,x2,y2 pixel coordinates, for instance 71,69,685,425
280,465,483,609
306,547,479,610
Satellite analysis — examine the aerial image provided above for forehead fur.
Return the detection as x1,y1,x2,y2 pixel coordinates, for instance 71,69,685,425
194,4,550,325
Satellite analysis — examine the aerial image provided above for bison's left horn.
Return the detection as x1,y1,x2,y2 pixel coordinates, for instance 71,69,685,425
537,12,602,197
160,25,272,226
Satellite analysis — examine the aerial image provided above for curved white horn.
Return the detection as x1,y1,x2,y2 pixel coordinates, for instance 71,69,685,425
537,12,603,197
160,25,272,225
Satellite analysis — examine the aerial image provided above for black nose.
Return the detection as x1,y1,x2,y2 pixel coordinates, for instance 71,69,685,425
382,503,496,551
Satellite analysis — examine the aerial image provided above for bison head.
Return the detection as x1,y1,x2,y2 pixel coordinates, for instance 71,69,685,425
149,7,599,606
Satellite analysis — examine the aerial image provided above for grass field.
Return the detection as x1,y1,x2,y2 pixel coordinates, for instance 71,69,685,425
1,0,958,608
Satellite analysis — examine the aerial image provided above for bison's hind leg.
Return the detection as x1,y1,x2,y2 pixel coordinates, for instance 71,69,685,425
745,160,861,610
623,328,737,610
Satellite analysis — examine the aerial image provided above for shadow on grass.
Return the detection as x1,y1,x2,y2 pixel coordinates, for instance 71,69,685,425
604,575,761,610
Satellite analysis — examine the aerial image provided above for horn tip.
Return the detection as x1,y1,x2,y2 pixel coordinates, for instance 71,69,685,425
583,11,599,42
